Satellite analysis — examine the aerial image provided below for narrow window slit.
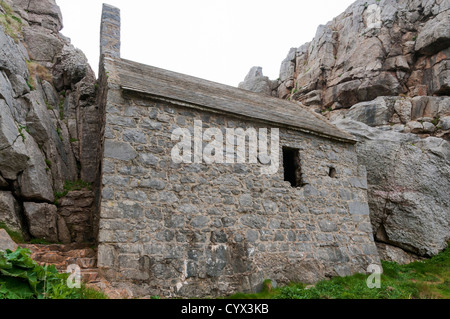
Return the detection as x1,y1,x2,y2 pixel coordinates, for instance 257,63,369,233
283,147,304,188
329,167,337,178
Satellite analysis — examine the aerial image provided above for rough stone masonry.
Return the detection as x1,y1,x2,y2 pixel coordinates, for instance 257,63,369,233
96,4,380,298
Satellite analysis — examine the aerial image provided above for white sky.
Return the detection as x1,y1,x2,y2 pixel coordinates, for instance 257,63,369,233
55,0,355,87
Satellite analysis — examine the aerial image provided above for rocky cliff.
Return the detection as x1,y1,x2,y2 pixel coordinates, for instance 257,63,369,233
241,0,449,259
0,0,102,244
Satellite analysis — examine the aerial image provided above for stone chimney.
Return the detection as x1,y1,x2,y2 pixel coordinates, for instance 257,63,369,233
100,3,121,58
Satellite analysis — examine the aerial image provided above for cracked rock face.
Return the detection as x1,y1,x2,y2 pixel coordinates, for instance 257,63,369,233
334,119,450,257
0,0,101,244
247,0,450,108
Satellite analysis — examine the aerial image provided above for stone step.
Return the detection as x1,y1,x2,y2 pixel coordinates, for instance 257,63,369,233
77,257,97,269
81,270,99,283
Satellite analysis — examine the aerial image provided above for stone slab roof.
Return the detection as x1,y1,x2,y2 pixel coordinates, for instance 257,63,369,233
113,57,357,143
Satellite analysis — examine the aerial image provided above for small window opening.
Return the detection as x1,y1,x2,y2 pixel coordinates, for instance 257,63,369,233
329,167,337,178
283,147,304,187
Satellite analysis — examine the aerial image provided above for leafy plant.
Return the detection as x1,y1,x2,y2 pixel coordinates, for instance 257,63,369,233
17,125,29,142
0,247,107,299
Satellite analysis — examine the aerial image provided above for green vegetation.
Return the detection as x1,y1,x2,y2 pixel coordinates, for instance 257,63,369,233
26,78,34,91
54,180,92,206
226,246,449,299
59,95,65,120
28,238,55,245
0,1,22,43
56,127,63,142
0,223,24,244
17,125,29,142
45,100,54,111
432,117,440,127
0,247,107,299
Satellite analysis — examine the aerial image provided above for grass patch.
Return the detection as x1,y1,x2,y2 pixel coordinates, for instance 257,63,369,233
26,60,53,85
54,180,92,206
0,1,22,43
225,245,450,300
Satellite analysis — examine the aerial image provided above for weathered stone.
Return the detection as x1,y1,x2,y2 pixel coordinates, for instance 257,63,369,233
318,220,338,232
238,67,272,96
57,216,71,244
104,140,137,161
52,45,90,90
18,133,54,202
23,28,64,62
0,100,29,180
415,11,450,56
238,0,447,113
13,0,63,33
23,202,58,243
0,229,18,252
0,25,29,79
439,116,450,130
394,99,412,124
0,191,23,235
348,202,370,216
345,97,393,127
335,119,450,257
376,242,420,265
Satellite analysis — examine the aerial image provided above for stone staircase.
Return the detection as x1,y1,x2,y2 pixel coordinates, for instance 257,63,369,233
22,243,99,282
20,243,132,299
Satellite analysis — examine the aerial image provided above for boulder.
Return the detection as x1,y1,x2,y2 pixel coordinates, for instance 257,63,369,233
415,11,450,56
23,28,64,63
375,242,420,265
0,229,18,252
23,202,58,243
345,96,395,126
334,119,450,257
0,191,23,235
238,67,272,96
52,44,91,91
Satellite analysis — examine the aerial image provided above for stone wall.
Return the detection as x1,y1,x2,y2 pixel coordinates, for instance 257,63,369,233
97,79,380,297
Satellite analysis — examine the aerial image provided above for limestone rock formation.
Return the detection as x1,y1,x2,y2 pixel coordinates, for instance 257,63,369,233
241,0,450,258
0,0,101,243
238,67,278,96
272,0,450,107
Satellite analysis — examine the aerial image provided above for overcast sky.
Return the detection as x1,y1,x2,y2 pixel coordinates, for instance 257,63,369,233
55,0,355,87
